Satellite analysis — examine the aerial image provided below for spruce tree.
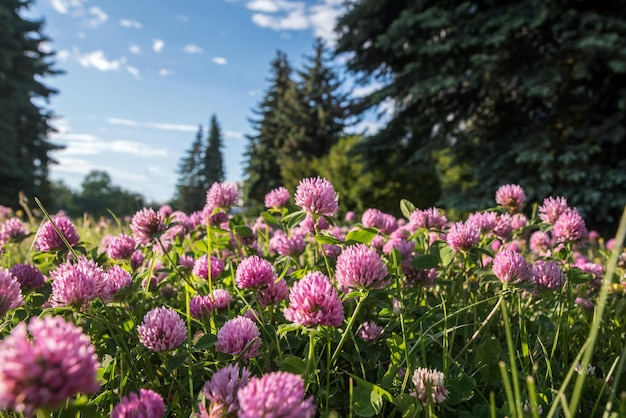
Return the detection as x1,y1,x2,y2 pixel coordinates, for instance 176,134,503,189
204,114,225,187
0,0,63,208
244,50,294,206
282,39,350,161
174,125,206,213
335,0,626,232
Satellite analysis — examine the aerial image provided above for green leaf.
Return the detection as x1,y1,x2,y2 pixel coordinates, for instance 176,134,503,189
166,353,187,372
194,333,217,349
348,373,392,417
345,228,378,245
261,211,281,226
400,199,416,220
233,225,253,237
279,355,308,375
439,246,456,266
281,210,307,229
314,234,342,245
410,254,440,269
277,322,303,336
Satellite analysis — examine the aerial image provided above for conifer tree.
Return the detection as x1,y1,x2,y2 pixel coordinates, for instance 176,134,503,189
335,0,626,232
205,114,225,187
174,125,206,213
282,39,350,161
0,0,63,208
244,50,295,206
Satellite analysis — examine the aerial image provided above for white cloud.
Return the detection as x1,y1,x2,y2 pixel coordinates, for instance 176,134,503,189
108,117,197,132
56,49,70,61
77,50,125,71
152,39,165,53
223,130,245,140
129,44,141,54
50,0,84,14
87,6,108,27
126,66,141,79
158,68,172,76
119,19,142,29
246,0,344,42
212,57,228,65
184,44,203,54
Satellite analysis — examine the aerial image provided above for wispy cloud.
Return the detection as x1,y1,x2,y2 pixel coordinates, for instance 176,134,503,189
87,6,108,27
119,19,142,29
158,68,172,76
212,57,228,65
129,44,141,54
184,44,203,54
224,130,245,140
176,14,190,23
77,50,125,71
50,0,84,15
246,0,343,42
152,39,165,53
126,66,141,79
56,49,70,61
108,117,197,132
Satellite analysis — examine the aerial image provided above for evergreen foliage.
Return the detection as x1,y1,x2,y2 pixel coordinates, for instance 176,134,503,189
335,0,626,234
174,125,207,213
244,50,294,207
205,114,225,186
74,170,144,218
0,0,63,208
282,39,351,162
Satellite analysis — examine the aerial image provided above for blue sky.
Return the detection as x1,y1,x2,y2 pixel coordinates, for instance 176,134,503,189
25,0,379,203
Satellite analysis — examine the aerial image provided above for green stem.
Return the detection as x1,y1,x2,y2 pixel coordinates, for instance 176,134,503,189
330,291,368,369
305,328,317,386
568,205,626,414
501,291,524,418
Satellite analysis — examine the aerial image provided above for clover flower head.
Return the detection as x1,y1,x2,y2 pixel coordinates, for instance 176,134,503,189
112,389,165,418
130,208,165,245
105,265,132,295
206,182,239,210
49,256,107,307
106,234,136,260
552,207,588,243
258,278,289,308
409,207,447,231
193,254,225,280
492,250,531,283
538,196,569,224
9,263,45,292
446,221,480,252
358,321,384,342
190,295,213,320
198,364,250,418
336,244,389,289
211,289,233,310
294,177,338,217
284,271,344,327
0,316,100,416
264,186,291,209
1,218,28,239
411,367,449,404
235,255,275,289
36,215,80,252
495,184,526,213
532,260,565,290
0,268,23,316
216,316,261,361
138,307,187,352
237,372,315,418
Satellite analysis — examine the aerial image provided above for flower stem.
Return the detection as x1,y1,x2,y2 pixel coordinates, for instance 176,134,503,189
330,291,368,368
